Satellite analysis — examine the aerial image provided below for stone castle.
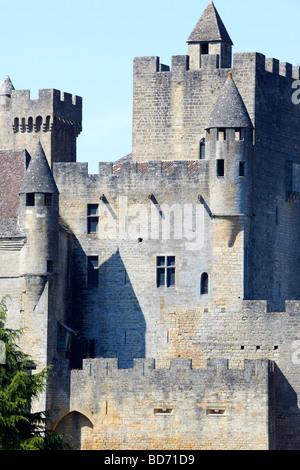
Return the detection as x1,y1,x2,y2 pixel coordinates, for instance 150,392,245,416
1,1,300,450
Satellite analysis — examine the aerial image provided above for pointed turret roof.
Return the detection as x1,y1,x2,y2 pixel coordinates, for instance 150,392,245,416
0,76,15,96
19,141,58,194
187,1,233,45
206,73,253,129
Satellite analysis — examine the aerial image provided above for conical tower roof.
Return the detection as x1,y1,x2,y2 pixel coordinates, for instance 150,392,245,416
0,76,15,96
206,74,253,129
19,141,58,194
187,1,233,45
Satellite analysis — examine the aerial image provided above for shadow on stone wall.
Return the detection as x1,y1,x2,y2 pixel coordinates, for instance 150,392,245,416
274,363,300,450
68,238,146,369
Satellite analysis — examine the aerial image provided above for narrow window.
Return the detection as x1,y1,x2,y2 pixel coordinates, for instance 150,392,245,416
87,256,99,287
35,116,43,132
217,128,226,141
200,272,209,295
235,128,243,141
275,206,279,225
45,116,51,132
44,193,52,206
28,117,33,133
13,117,19,133
87,204,99,234
47,260,54,273
200,139,205,160
201,43,209,55
216,159,224,177
21,117,26,133
156,256,175,288
26,193,35,206
239,162,246,177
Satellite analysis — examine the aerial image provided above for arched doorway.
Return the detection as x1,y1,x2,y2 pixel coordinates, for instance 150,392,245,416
55,411,94,450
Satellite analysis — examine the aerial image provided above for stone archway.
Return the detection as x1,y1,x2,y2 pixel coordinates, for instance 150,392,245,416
55,411,94,450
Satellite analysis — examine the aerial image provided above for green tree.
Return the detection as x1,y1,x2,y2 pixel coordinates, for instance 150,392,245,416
0,296,71,450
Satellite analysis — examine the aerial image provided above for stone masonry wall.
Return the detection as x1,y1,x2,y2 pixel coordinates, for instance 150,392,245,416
55,358,272,450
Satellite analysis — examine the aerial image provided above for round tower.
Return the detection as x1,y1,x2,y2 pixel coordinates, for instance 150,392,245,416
206,73,254,218
205,74,254,305
19,140,59,278
18,141,60,411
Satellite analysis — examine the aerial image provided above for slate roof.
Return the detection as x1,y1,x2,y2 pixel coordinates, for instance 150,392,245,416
187,1,233,45
206,74,253,129
19,141,59,194
0,76,15,96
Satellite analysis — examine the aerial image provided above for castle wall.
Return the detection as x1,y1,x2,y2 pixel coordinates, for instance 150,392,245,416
54,358,273,450
54,160,212,367
244,55,300,309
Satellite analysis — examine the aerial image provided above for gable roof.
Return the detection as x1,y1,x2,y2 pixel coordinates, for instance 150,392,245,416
206,74,253,129
187,1,233,45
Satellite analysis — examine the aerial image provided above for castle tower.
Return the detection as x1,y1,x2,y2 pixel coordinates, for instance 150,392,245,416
205,74,254,305
0,76,82,168
187,0,233,69
18,142,59,409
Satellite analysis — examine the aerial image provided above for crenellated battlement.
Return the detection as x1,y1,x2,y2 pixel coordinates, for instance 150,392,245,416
72,357,270,379
53,160,206,180
10,88,82,109
8,88,82,137
133,52,300,80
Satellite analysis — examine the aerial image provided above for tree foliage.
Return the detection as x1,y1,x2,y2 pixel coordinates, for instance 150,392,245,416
0,296,70,450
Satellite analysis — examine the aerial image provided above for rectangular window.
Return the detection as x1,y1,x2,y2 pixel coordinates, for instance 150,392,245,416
154,408,173,415
44,193,52,207
47,260,54,273
239,162,246,177
87,204,99,234
156,256,175,288
235,128,244,141
217,128,226,141
87,255,99,287
206,409,226,416
201,43,209,55
26,193,35,206
217,159,225,177
200,139,205,160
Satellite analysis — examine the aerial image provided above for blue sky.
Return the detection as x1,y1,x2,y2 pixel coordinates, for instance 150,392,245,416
1,0,300,173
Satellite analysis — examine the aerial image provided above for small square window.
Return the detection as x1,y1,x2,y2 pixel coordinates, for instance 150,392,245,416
26,193,35,206
87,204,98,216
